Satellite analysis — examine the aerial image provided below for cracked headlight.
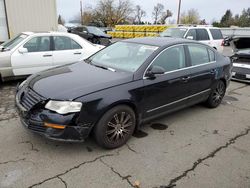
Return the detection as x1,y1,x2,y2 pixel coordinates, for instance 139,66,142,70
45,100,82,114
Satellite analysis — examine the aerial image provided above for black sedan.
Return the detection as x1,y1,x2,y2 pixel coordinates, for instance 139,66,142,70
69,26,112,46
16,37,231,149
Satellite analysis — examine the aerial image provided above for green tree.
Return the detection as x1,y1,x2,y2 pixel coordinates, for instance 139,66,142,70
238,8,250,27
220,10,234,27
180,9,200,24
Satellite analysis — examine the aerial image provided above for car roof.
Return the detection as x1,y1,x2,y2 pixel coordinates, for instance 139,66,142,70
123,37,200,47
177,26,220,29
21,31,76,37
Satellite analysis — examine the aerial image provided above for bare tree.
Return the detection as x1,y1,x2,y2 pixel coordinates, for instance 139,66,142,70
94,0,134,27
152,3,164,24
180,9,200,24
58,15,65,25
160,9,172,24
134,5,146,24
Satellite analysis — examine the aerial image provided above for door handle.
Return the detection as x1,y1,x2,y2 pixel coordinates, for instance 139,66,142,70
181,76,190,82
74,52,82,55
43,54,52,57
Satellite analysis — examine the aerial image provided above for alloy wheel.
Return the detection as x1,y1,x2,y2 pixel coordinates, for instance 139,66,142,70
212,81,225,105
106,112,133,143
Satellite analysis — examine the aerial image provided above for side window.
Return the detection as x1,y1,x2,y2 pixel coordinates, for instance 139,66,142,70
188,45,210,66
152,46,186,72
208,49,215,61
196,29,210,41
23,36,50,52
75,27,83,32
54,36,82,50
209,29,223,40
186,29,197,40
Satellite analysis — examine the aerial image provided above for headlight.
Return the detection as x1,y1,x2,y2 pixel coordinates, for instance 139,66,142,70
19,80,27,89
45,100,82,114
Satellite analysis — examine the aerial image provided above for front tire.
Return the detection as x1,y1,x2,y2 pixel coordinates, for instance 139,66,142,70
94,105,136,149
206,80,226,108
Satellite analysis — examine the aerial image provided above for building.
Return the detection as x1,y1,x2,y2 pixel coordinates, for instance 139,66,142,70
0,0,57,43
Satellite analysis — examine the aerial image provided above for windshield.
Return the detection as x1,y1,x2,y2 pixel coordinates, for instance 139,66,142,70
160,28,187,38
88,42,159,72
1,34,28,51
87,26,106,35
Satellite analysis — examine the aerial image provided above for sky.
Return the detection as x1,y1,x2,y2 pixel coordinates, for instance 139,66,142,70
56,0,250,24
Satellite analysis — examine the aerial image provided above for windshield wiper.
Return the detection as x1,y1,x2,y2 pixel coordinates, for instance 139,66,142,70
94,64,116,72
86,59,116,72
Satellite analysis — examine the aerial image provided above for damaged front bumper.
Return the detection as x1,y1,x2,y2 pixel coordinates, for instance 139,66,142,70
15,93,93,142
232,63,250,83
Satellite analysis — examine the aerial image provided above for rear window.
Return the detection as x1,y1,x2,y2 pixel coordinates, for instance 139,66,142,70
196,29,210,41
210,29,223,40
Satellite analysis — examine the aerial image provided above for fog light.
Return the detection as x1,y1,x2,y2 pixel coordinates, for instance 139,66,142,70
44,123,66,129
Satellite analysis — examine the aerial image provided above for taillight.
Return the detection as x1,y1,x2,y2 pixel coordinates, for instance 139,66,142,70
221,40,224,46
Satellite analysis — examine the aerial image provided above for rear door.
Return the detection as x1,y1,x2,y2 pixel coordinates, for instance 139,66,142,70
52,36,84,67
11,35,53,76
196,29,211,46
185,44,217,99
209,29,224,52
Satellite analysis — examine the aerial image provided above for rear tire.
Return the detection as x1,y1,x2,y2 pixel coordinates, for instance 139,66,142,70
94,105,136,149
206,80,226,108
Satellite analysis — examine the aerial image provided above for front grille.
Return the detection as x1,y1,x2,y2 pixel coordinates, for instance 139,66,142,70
232,66,250,75
20,88,44,110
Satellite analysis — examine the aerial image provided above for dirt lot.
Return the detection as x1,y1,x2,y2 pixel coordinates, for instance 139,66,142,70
0,47,249,188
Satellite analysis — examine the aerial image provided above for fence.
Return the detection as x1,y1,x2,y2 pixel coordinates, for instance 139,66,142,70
220,28,250,37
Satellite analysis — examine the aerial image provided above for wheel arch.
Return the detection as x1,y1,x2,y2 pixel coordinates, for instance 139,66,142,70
91,100,140,134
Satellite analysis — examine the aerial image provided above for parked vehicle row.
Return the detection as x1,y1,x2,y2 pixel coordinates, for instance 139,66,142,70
0,32,104,81
160,26,224,53
16,37,231,149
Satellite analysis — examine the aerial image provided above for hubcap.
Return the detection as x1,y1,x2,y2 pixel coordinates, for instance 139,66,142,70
106,112,133,143
212,82,225,104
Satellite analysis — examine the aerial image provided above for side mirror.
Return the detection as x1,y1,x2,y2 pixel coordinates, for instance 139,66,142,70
145,65,165,79
83,30,88,34
18,47,28,54
186,36,194,40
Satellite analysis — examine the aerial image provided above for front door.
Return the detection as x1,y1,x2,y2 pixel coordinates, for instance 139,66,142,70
142,45,192,119
11,36,53,76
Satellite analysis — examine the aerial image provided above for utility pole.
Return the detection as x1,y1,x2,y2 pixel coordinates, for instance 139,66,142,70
177,0,181,24
80,0,83,25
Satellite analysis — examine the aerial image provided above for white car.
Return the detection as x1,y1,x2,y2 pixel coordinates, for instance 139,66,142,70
0,32,104,81
161,26,224,53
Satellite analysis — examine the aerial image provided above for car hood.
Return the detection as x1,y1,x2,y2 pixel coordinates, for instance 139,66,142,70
93,33,112,39
27,62,133,100
230,37,250,53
